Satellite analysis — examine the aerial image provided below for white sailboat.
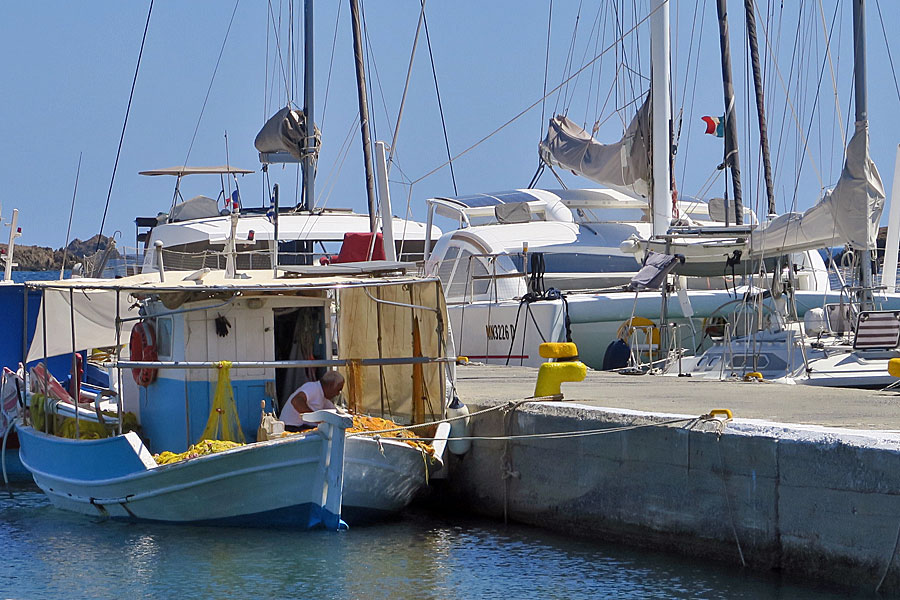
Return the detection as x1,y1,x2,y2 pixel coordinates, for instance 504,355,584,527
423,0,838,371
674,0,900,388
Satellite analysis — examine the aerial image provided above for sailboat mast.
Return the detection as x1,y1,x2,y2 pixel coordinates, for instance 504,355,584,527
650,0,672,238
744,0,776,217
715,0,743,225
350,0,378,233
302,0,315,212
853,0,875,307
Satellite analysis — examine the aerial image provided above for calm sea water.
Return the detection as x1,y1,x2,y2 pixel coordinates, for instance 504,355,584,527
9,271,71,283
0,269,872,598
0,483,866,600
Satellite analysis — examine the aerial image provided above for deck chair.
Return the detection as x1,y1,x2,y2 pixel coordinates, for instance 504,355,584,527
853,311,900,350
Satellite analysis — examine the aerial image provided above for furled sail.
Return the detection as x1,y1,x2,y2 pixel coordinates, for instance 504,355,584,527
254,106,320,160
539,96,651,197
749,121,884,256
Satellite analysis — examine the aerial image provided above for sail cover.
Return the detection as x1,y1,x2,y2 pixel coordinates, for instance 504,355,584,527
750,121,884,255
254,107,319,160
539,96,651,197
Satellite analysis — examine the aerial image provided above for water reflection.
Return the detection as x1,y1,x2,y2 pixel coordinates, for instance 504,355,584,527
0,485,870,599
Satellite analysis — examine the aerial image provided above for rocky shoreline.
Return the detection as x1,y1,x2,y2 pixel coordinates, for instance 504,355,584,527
1,234,116,271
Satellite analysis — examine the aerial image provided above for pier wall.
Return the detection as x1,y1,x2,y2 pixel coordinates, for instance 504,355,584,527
447,400,900,594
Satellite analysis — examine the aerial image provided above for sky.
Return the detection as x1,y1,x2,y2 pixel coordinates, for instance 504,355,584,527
2,0,900,249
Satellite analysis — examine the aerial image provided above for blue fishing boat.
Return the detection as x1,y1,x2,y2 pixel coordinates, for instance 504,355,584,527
15,255,455,526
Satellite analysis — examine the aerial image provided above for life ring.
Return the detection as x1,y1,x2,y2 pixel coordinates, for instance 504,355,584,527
130,321,158,387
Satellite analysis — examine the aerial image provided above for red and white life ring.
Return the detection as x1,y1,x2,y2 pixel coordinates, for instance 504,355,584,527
130,321,158,387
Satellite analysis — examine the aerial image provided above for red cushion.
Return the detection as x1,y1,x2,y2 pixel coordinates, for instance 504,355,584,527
332,232,386,264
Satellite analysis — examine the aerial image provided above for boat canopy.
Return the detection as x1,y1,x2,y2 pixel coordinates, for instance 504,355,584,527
539,96,652,198
25,268,444,362
139,166,255,176
148,212,439,247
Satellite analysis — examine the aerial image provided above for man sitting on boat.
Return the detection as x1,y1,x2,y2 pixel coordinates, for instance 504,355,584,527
280,371,345,432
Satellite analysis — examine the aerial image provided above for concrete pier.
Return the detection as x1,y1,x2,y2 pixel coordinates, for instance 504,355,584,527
449,365,900,594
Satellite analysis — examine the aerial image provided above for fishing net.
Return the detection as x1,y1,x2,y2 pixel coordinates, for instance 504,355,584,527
154,439,244,465
199,361,245,444
347,415,435,456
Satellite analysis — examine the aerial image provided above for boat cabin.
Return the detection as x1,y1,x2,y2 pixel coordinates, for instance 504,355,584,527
25,266,451,455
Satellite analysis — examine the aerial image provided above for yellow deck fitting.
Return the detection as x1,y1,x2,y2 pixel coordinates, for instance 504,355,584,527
456,356,470,365
889,358,900,378
708,408,733,420
539,342,579,360
534,361,587,397
742,372,763,382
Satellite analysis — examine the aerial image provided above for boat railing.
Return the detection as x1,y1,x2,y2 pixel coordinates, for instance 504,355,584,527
104,246,426,277
433,251,529,305
112,356,456,370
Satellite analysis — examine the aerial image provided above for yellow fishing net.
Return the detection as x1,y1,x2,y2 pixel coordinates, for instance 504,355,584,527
347,415,435,456
29,393,138,440
154,439,244,465
199,361,245,444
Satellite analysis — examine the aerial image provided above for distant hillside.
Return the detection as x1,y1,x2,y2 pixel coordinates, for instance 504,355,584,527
1,234,119,271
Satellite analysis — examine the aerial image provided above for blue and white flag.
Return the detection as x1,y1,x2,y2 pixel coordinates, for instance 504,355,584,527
266,193,276,223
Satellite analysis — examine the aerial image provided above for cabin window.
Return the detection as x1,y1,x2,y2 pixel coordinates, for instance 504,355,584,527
156,316,173,359
510,252,638,274
447,249,491,302
436,246,460,286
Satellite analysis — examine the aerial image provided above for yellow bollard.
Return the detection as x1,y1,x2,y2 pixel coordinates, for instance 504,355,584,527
538,342,579,360
889,358,900,378
534,362,587,398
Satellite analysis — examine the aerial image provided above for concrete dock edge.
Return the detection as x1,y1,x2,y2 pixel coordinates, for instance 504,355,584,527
446,399,900,594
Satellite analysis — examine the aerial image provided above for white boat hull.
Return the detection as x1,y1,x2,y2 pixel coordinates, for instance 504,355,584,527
450,290,900,371
342,436,442,518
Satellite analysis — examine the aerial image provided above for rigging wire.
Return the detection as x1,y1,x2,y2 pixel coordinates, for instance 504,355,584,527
755,0,826,209
421,2,458,195
817,0,847,150
387,0,427,170
181,0,242,172
410,0,667,188
320,0,343,133
785,0,839,212
874,0,900,108
541,0,554,135
557,1,584,115
96,0,154,250
61,153,83,279
678,0,708,197
266,0,292,107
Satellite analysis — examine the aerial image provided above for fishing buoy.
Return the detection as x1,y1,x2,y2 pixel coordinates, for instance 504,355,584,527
447,395,471,455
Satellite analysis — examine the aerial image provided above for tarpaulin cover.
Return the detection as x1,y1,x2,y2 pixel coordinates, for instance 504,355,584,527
26,288,139,362
750,121,884,255
540,96,651,197
336,280,448,425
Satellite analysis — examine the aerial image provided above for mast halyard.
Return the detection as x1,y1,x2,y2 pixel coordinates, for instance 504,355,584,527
649,0,672,239
350,0,378,234
302,0,315,213
744,0,776,218
853,0,875,309
715,0,743,225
